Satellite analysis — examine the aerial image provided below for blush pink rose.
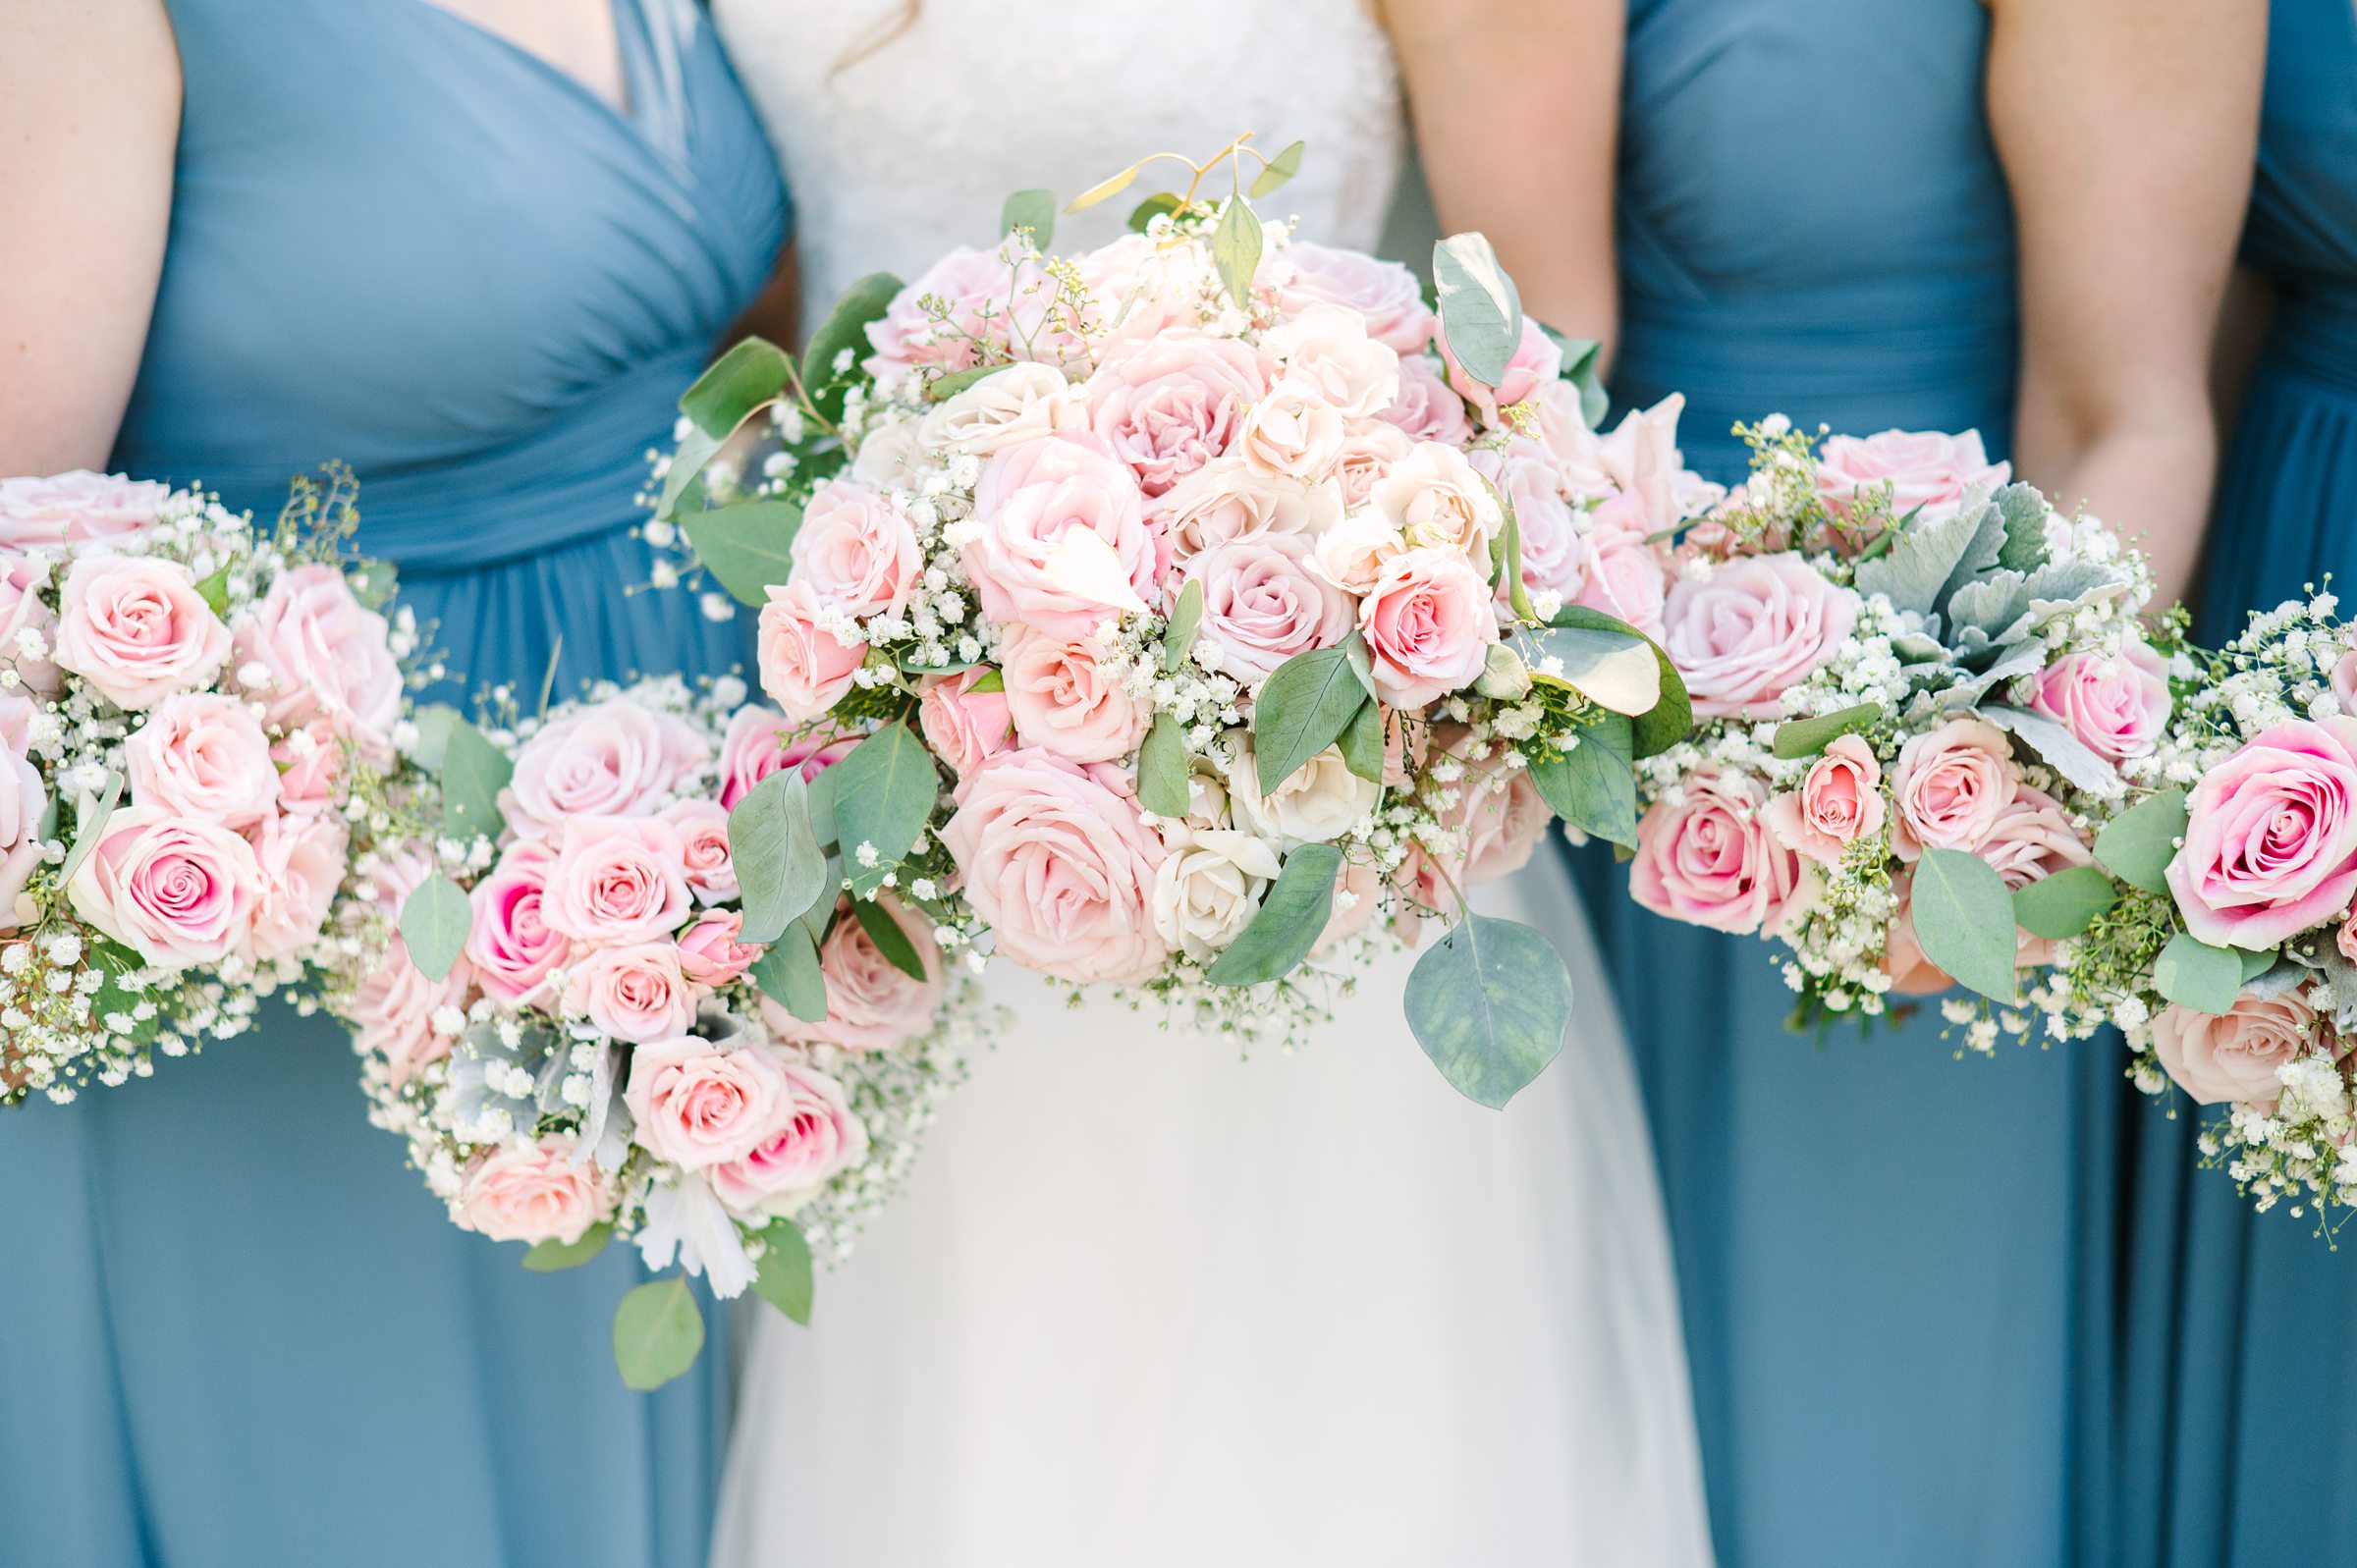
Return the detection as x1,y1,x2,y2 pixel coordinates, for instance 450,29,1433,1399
1629,772,1806,936
706,1057,871,1217
916,668,1015,781
1454,758,1551,888
1235,382,1347,483
2166,717,2357,949
1662,553,1858,720
789,480,922,620
864,245,1077,378
1379,355,1477,446
998,625,1149,764
123,692,279,829
1152,458,1340,565
351,933,469,1087
1472,439,1585,604
466,843,572,1004
2340,905,2357,964
0,690,31,756
662,798,739,905
1370,441,1502,559
1976,785,2095,891
1571,519,1671,638
764,896,945,1052
1817,428,2009,521
1085,332,1270,496
2151,993,2322,1108
939,748,1169,984
273,720,347,814
505,698,709,838
1765,733,1886,864
233,564,403,761
1182,531,1353,689
66,805,262,968
1439,316,1562,425
625,1035,789,1169
455,1136,613,1245
0,470,168,550
676,908,761,986
962,434,1164,638
1331,420,1414,510
0,555,60,697
244,810,349,964
757,579,867,724
0,747,46,931
52,555,232,711
2031,639,2172,763
1262,303,1400,420
542,816,694,948
717,703,853,810
1357,546,1498,709
1597,396,1720,532
1279,243,1435,355
1888,717,2019,860
564,942,699,1044
1526,382,1615,499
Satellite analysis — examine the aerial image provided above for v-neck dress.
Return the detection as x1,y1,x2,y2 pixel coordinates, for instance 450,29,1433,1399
0,3,786,1565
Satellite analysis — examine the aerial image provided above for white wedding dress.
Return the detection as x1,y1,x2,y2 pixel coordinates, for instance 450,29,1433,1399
708,3,1715,1563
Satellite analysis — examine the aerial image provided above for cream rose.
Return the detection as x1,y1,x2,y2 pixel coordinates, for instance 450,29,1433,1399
917,360,1090,456
961,433,1165,637
0,555,60,697
1153,458,1342,566
1236,382,1347,482
1151,827,1283,961
1262,303,1401,420
2150,993,2322,1109
1227,740,1381,846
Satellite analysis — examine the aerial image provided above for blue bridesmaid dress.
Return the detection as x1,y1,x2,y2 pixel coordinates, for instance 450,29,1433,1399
2114,4,2357,1562
0,3,786,1565
1575,3,2110,1563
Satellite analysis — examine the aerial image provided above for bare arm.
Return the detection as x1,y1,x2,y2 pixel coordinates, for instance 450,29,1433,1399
1379,0,1620,360
1986,0,2263,607
0,0,181,473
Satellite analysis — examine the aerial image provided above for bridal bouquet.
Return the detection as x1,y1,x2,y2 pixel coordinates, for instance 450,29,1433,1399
645,143,1701,1106
333,675,973,1388
0,467,421,1103
1625,421,2163,1046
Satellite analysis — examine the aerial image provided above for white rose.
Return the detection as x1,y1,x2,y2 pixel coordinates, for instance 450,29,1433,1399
1261,303,1401,419
1151,827,1283,961
1371,441,1503,559
1154,458,1342,566
1228,739,1382,846
1309,512,1408,597
1237,383,1346,482
850,420,923,488
917,361,1090,457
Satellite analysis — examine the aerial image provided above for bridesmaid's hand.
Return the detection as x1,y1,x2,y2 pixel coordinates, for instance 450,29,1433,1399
1,0,180,474
1985,0,2266,610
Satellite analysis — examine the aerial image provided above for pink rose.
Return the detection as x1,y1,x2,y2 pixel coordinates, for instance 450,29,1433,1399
1310,513,1410,598
465,842,572,1004
1331,420,1413,511
273,720,347,814
1629,772,1806,936
1357,546,1498,709
244,810,349,964
123,692,279,829
763,896,944,1052
962,434,1164,638
677,908,761,986
1379,355,1476,447
0,555,60,696
1235,382,1347,483
940,748,1169,984
52,555,232,711
1454,755,1550,888
2031,639,2171,763
916,668,1015,781
351,933,469,1087
0,690,30,756
542,816,694,948
0,747,45,931
1765,734,1886,864
0,470,168,551
233,564,403,761
1527,382,1614,499
2340,906,2357,965
66,805,262,968
2151,993,2323,1108
564,942,699,1044
999,625,1149,763
865,245,1078,378
1571,521,1671,638
1391,836,1468,950
788,479,922,621
506,698,710,838
1472,439,1585,604
1888,717,2019,860
757,579,867,724
1314,855,1386,954
1596,396,1720,533
2167,718,2357,949
1085,333,1270,496
1663,553,1858,720
706,1057,871,1217
662,797,739,905
1817,429,2010,522
1439,317,1562,425
1279,243,1434,355
625,1035,790,1169
1182,531,1353,689
1976,786,2094,891
717,703,853,810
1263,303,1400,420
455,1136,612,1245
1152,459,1340,566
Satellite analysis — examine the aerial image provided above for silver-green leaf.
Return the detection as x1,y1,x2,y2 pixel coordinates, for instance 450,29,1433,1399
1526,714,1637,848
2154,930,2245,1015
1251,646,1364,795
1000,189,1056,249
799,272,902,424
683,499,802,609
2010,865,2118,941
1248,139,1305,198
1136,711,1192,819
1909,846,2019,1002
400,872,473,983
850,893,927,983
522,1222,612,1272
613,1276,706,1391
1206,842,1343,987
439,718,513,843
1433,233,1524,389
1212,195,1264,308
2093,787,2188,895
751,1219,815,1325
1508,622,1662,716
1405,915,1572,1108
751,917,830,1024
1162,578,1205,673
56,769,123,890
1772,702,1885,760
831,721,941,895
730,770,828,946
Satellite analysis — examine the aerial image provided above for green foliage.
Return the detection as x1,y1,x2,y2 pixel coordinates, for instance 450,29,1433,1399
1000,189,1056,249
800,272,902,425
613,1277,705,1391
1127,191,1185,234
683,500,802,609
1251,645,1366,794
2154,930,2245,1014
1527,714,1637,848
1509,622,1660,716
1909,847,2019,1002
751,917,830,1024
1771,702,1885,760
751,1220,815,1325
1136,712,1192,819
193,566,232,618
924,362,1014,402
56,769,122,889
438,718,513,843
1206,842,1343,987
399,873,473,983
1338,696,1386,784
730,770,828,946
1248,139,1305,198
1432,233,1523,388
2094,787,2189,895
1212,195,1264,308
850,891,928,982
1162,578,1205,673
522,1223,613,1272
1405,915,1572,1108
2011,865,2118,941
1066,163,1142,213
830,721,941,895
660,338,795,519
1544,605,1690,756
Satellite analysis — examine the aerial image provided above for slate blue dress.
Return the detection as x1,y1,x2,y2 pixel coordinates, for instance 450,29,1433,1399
1573,3,2110,1563
0,3,787,1565
2114,4,2357,1561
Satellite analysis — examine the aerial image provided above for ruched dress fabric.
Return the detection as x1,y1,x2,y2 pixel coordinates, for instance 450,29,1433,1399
0,3,785,1565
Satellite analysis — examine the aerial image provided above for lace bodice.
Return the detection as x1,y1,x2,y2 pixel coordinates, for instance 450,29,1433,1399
713,0,1406,325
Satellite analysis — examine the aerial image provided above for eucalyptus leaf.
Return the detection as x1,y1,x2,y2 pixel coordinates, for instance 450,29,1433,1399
1206,842,1343,987
924,361,1014,402
439,719,514,843
681,337,791,440
655,426,721,521
1771,702,1885,760
1248,139,1305,198
831,721,941,895
1405,915,1572,1108
751,917,830,1024
2093,787,2188,895
1212,195,1264,309
2154,931,2245,1015
1508,622,1661,716
193,566,231,617
408,705,462,772
1552,330,1610,428
1432,233,1524,390
1127,191,1185,234
683,499,802,609
399,873,473,983
750,1219,815,1325
1909,846,2019,1002
613,1276,706,1391
1527,714,1636,848
1540,606,1688,754
799,272,901,423
56,769,123,890
730,770,828,945
2239,945,2280,985
1066,162,1144,212
2010,865,2119,941
1251,646,1364,795
522,1222,612,1272
850,894,927,982
1136,711,1192,819
1162,578,1205,673
1000,189,1056,248
1338,696,1385,784
87,940,157,1043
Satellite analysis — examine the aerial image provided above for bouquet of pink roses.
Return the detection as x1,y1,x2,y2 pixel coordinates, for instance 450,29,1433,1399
1624,420,2164,1046
0,466,424,1103
645,141,1707,1106
332,675,974,1388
